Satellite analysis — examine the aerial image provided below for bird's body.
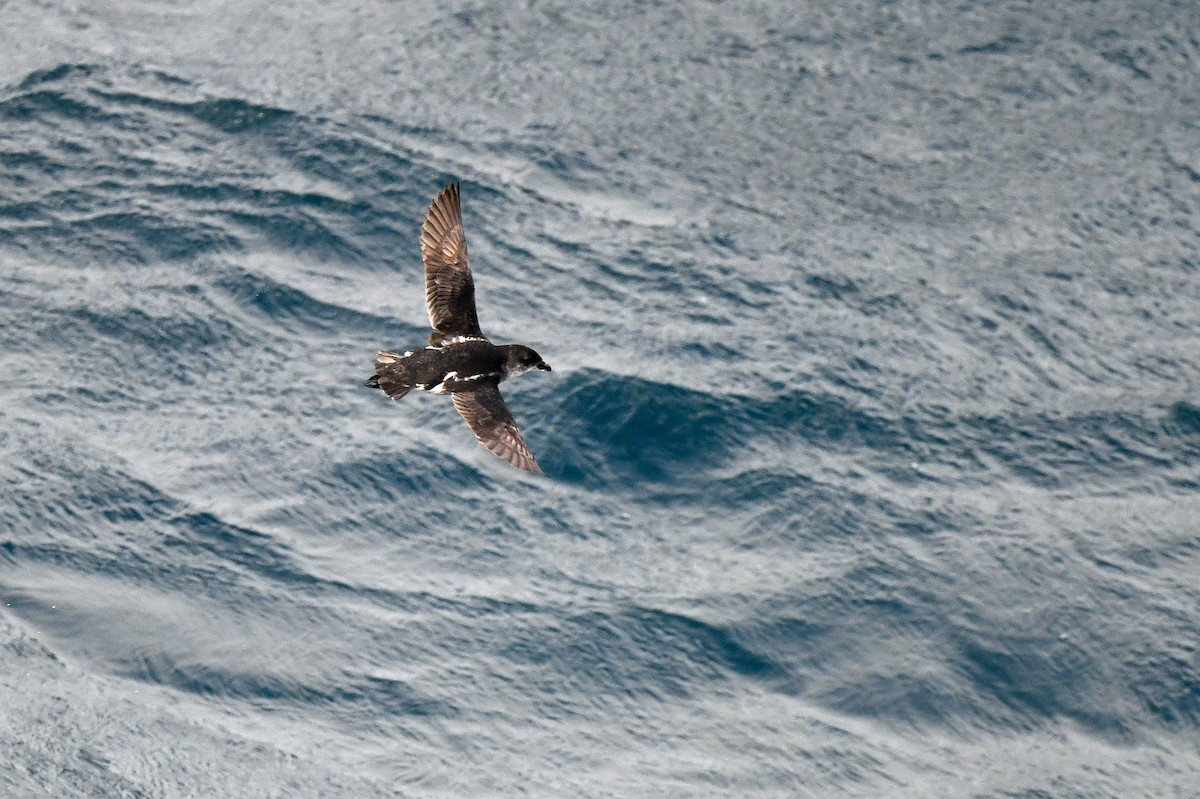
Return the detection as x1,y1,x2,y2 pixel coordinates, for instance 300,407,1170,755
365,183,551,474
369,340,546,398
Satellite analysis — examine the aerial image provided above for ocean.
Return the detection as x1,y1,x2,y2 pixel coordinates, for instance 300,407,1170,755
1,1,1198,796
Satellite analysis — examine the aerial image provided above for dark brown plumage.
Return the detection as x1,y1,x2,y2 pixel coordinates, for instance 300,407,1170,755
420,182,482,340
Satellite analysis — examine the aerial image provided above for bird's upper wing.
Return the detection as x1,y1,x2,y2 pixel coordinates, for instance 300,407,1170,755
420,182,483,338
452,384,543,475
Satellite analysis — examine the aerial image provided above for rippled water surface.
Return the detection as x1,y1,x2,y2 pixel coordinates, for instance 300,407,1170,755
2,1,1199,796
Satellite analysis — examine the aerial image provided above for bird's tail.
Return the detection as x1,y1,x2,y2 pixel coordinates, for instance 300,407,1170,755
365,351,414,399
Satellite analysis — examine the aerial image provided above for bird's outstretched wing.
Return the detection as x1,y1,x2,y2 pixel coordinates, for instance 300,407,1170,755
452,384,543,475
421,182,483,339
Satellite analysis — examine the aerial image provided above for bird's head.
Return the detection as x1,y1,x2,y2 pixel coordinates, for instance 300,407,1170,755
505,345,552,376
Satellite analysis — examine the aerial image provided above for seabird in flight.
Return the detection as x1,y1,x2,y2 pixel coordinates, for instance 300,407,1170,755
365,182,551,474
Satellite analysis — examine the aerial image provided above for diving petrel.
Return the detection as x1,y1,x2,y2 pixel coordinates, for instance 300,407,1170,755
365,182,551,474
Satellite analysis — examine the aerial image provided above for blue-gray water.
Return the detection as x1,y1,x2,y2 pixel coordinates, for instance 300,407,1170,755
2,2,1199,796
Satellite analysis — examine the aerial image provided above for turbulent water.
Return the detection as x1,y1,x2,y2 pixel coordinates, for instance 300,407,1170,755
2,1,1199,796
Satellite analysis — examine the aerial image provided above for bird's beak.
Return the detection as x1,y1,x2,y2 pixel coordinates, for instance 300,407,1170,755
538,362,552,372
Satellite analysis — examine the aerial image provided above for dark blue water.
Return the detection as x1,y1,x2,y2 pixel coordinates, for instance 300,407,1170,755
2,2,1199,796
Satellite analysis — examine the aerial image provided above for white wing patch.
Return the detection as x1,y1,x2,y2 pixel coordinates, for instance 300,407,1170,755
428,335,488,350
428,371,459,394
422,370,500,393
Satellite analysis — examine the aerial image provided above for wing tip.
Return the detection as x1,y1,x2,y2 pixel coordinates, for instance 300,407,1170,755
485,442,545,476
429,181,461,218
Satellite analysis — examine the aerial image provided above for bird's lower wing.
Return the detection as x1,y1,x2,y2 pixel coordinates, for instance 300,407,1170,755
452,385,543,475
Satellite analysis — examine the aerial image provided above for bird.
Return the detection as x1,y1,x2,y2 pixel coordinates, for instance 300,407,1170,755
365,182,552,474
